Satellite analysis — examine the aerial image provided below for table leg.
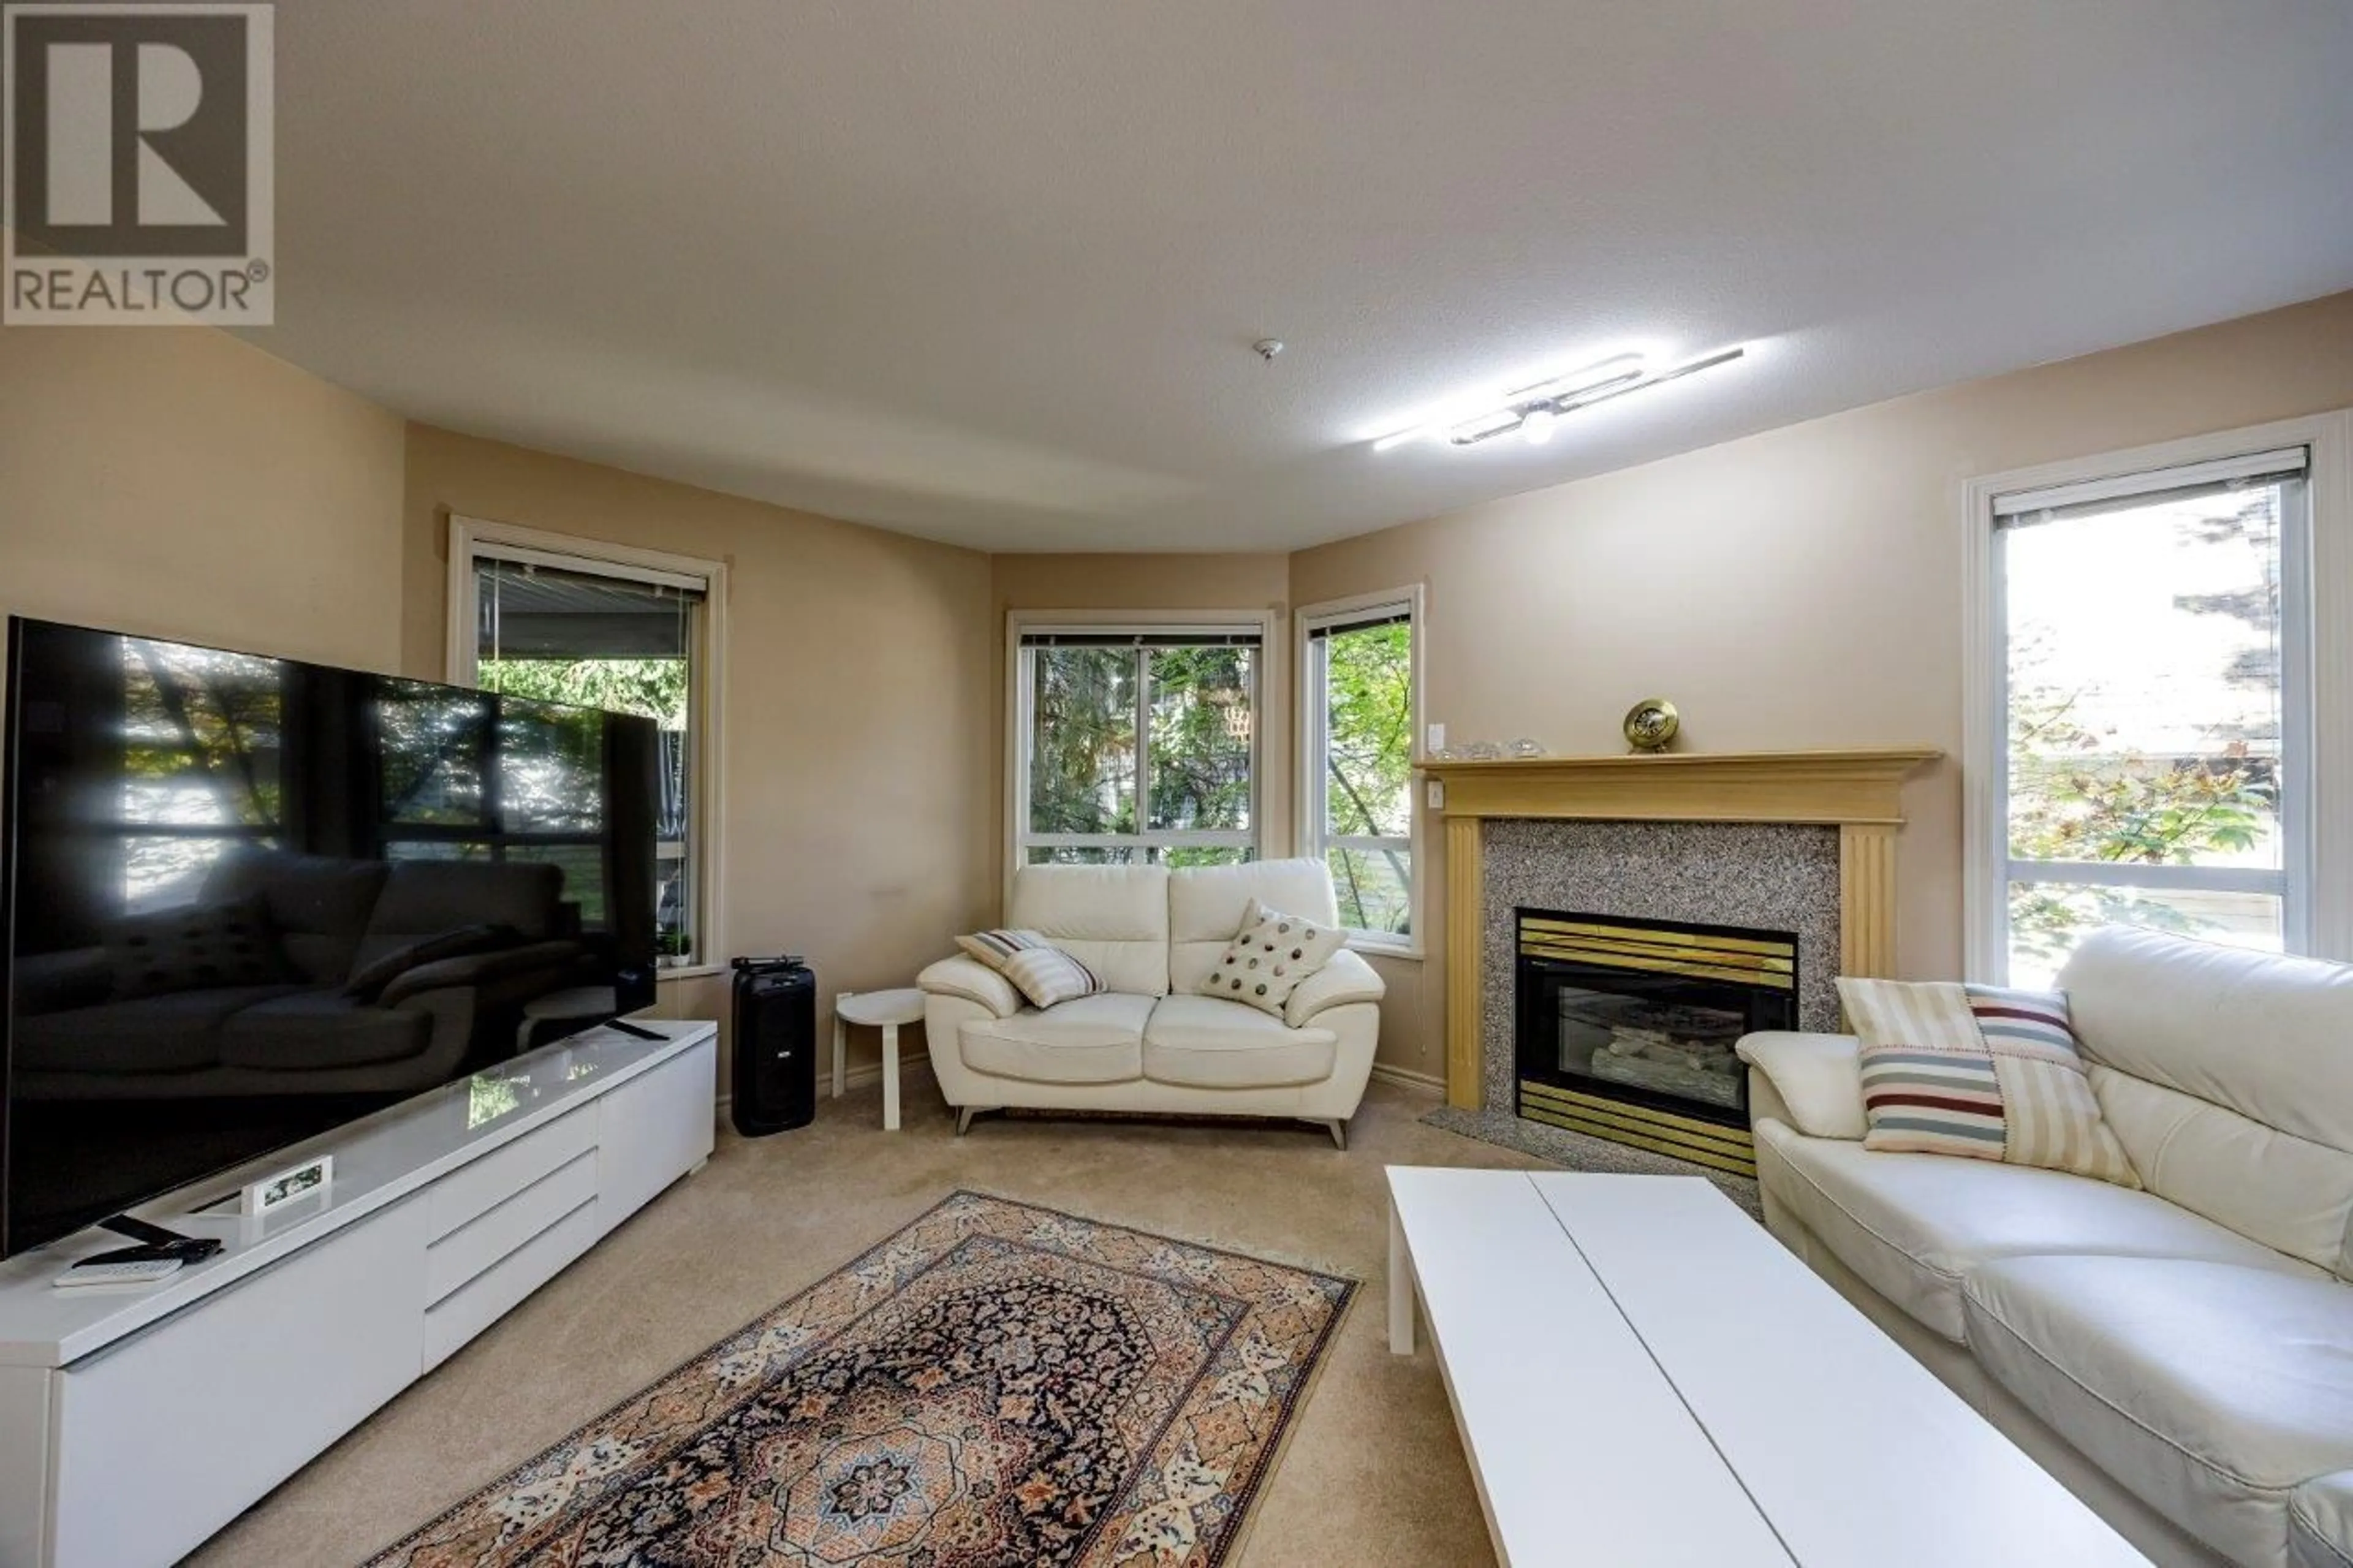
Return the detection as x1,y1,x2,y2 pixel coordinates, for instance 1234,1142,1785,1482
831,1005,847,1100
882,1022,901,1132
1388,1197,1416,1355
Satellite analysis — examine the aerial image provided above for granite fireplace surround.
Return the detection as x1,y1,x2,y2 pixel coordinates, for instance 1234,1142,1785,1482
1476,819,1842,1111
1415,748,1939,1194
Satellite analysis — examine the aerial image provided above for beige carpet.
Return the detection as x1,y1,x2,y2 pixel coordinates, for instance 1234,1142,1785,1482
190,1075,1548,1568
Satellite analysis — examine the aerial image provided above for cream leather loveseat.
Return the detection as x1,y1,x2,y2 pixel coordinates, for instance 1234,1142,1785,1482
917,859,1384,1145
1739,927,2353,1568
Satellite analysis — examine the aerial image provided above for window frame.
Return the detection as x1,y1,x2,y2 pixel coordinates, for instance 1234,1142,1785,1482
1961,412,2353,983
1006,610,1275,896
1296,585,1425,956
445,515,729,980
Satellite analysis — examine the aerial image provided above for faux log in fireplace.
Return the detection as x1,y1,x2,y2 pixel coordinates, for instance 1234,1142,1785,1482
1514,909,1797,1178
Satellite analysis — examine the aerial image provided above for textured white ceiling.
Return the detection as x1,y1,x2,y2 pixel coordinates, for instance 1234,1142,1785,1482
251,1,2353,552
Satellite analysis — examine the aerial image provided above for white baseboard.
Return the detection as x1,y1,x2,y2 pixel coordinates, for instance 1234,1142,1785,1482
1368,1061,1446,1095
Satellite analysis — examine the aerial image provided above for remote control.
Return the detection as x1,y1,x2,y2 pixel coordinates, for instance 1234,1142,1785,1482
54,1256,184,1289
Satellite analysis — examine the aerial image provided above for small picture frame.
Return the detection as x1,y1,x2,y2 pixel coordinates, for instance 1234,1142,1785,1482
243,1154,332,1217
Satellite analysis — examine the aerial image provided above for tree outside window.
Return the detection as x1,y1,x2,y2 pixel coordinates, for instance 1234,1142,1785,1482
1999,469,2303,987
471,558,704,963
1305,603,1415,941
1019,631,1259,866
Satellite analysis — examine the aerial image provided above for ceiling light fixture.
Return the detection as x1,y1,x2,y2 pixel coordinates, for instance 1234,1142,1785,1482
1370,345,1746,453
1444,407,1521,445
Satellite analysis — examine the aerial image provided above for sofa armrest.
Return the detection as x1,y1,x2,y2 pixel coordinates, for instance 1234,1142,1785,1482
14,947,113,1014
1285,948,1386,1029
919,955,1021,1019
378,941,582,1007
1735,1031,1866,1140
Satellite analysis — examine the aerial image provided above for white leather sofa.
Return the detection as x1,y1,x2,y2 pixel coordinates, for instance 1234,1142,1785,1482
917,859,1385,1145
1739,927,2353,1568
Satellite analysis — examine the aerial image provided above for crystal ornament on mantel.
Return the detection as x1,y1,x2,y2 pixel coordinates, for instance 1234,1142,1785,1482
1428,738,1547,761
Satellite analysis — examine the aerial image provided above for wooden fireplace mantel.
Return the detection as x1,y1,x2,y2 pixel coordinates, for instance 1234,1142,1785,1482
1422,747,1941,1109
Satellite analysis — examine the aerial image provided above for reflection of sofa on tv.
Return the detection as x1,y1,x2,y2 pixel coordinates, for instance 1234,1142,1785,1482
12,851,589,1099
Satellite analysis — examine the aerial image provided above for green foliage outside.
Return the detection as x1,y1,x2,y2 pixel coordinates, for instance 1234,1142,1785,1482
1322,623,1413,934
2006,684,2272,968
120,642,284,827
1022,632,1414,928
1146,646,1253,833
2005,487,2281,971
1029,648,1137,838
1026,646,1252,853
479,656,694,956
478,656,689,729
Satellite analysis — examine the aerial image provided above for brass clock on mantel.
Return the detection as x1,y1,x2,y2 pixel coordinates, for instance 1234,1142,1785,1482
1623,697,1680,754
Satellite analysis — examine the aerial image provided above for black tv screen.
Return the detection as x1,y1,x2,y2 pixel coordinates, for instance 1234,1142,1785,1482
0,617,659,1259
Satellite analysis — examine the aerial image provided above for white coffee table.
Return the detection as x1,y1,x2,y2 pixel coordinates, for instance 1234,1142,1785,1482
832,988,923,1131
1385,1167,2148,1567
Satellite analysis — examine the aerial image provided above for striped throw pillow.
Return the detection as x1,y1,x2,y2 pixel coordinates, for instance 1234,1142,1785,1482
954,928,1104,1010
1838,977,2140,1187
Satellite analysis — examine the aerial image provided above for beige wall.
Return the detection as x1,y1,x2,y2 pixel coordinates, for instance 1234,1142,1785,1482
988,553,1294,891
0,319,1001,1093
401,426,999,1078
0,324,407,674
1294,289,2353,1076
12,289,2353,1102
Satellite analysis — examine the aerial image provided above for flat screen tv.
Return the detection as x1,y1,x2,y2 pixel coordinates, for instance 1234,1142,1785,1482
0,616,660,1259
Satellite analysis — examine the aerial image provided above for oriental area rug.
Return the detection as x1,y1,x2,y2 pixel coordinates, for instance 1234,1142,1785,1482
365,1191,1355,1568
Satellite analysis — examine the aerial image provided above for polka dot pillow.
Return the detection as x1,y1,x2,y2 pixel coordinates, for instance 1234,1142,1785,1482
1202,899,1346,1019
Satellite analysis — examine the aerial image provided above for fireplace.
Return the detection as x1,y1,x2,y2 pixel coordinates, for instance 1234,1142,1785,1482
1514,909,1797,1178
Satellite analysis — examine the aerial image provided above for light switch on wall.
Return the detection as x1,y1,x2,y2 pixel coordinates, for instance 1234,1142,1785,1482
1426,722,1446,754
1427,779,1445,810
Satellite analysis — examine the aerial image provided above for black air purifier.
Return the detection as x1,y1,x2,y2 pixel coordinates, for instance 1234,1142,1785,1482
730,957,816,1135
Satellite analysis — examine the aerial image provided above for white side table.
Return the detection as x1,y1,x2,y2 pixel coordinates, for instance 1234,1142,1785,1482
832,987,925,1131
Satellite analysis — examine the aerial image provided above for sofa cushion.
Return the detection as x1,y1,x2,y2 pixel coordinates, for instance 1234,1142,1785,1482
1167,858,1339,993
11,949,115,1016
11,985,303,1075
203,849,388,984
960,992,1152,1084
351,860,561,973
997,944,1105,1010
1199,899,1346,1018
2089,1066,2353,1282
220,990,436,1070
954,929,1105,1009
1007,865,1170,997
103,896,283,1000
1964,1255,2353,1568
955,927,1047,972
2065,926,2353,1156
2292,1471,2353,1568
1142,994,1337,1088
1756,1118,2317,1343
2064,927,2353,1277
1838,977,2139,1187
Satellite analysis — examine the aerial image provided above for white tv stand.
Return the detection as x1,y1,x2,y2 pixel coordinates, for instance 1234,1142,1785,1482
0,1020,717,1568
